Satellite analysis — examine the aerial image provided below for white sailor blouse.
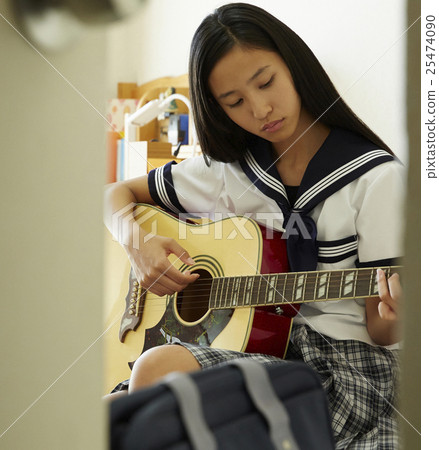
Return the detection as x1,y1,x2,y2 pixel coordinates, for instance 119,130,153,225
148,128,405,346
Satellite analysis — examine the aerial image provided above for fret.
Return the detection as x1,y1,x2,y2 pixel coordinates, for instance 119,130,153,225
230,277,240,307
237,276,246,307
209,278,219,309
373,268,380,295
262,276,269,305
385,267,392,281
338,271,344,299
244,276,254,305
253,276,262,306
369,269,376,296
273,274,283,303
220,277,229,308
374,268,380,294
210,278,215,308
313,272,318,301
316,271,329,300
294,273,306,302
216,278,222,308
325,272,331,300
281,274,288,303
353,270,358,298
342,270,355,298
290,273,297,303
276,274,286,303
266,275,277,304
229,277,236,305
240,277,247,307
211,278,219,309
219,277,226,308
303,272,315,301
328,270,341,300
356,269,370,298
222,277,229,307
227,277,233,307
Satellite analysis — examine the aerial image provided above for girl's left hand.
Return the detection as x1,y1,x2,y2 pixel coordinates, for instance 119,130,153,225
376,268,402,321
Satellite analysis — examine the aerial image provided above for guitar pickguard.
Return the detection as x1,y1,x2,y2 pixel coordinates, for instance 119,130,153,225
129,296,233,368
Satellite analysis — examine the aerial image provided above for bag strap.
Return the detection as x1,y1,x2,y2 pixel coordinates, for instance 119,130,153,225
163,361,299,450
163,371,217,450
231,360,300,450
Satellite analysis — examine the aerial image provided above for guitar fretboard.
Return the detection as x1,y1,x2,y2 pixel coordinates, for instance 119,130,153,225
208,266,401,309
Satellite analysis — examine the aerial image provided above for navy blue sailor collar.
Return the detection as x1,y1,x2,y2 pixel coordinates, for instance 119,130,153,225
240,127,394,213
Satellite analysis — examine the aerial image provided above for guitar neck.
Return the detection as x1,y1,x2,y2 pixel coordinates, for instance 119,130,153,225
209,266,402,310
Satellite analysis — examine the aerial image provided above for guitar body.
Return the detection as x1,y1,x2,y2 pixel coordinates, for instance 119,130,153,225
103,205,294,392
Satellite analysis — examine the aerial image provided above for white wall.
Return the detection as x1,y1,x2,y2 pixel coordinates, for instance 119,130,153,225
107,0,408,161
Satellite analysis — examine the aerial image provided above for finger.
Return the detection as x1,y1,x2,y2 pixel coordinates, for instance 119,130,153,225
388,273,402,304
377,269,396,308
155,271,199,294
376,268,390,300
166,239,196,266
159,263,200,287
378,301,397,321
141,273,180,296
144,262,199,293
147,284,167,297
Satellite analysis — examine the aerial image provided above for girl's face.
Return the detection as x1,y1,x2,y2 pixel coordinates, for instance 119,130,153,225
208,46,303,154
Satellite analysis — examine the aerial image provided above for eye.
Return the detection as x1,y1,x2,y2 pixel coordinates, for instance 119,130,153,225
228,98,243,108
260,75,274,89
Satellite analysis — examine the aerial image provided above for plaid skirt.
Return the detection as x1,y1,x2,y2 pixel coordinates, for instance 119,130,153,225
112,324,400,449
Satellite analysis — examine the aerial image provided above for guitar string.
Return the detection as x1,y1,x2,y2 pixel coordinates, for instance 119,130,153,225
132,266,397,296
132,273,376,306
132,268,394,304
136,267,394,294
127,267,398,313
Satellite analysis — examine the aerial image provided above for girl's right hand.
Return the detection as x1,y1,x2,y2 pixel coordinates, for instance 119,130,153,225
104,176,199,296
126,234,200,297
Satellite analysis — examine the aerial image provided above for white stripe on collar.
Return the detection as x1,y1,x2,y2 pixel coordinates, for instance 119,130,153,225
295,149,389,209
244,152,287,200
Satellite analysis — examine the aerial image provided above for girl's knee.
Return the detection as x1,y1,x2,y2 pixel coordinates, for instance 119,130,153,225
103,390,128,402
129,345,200,392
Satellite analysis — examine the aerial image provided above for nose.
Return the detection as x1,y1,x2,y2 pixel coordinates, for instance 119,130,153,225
250,96,272,121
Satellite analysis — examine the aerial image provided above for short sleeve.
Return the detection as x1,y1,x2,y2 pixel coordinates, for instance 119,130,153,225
147,157,226,216
354,161,406,266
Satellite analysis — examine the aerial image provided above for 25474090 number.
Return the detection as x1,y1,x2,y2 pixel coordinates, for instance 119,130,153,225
426,15,436,75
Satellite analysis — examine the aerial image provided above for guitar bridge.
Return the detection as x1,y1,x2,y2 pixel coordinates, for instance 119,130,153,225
119,269,146,342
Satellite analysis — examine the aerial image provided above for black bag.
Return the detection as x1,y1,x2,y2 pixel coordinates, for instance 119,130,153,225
110,360,335,450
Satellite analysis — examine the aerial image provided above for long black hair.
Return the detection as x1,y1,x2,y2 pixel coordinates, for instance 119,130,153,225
189,2,392,163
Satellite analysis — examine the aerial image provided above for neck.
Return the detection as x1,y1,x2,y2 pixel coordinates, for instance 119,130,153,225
273,110,330,159
272,111,330,186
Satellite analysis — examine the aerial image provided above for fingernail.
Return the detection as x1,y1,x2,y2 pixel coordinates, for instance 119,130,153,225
187,257,195,265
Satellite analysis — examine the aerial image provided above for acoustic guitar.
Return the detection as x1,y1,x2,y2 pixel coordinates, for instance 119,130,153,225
103,204,400,392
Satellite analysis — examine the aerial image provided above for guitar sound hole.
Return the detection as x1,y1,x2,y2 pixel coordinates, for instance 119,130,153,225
176,269,211,323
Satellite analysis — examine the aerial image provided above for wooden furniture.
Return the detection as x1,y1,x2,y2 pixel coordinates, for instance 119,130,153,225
118,75,190,143
145,141,182,172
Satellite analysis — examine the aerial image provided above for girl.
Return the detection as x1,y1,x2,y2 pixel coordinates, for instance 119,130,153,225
105,3,404,448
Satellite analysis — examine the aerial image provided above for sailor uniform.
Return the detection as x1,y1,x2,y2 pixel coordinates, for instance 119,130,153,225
148,128,405,346
115,128,404,448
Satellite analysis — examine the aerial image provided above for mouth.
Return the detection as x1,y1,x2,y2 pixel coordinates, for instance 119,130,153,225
261,119,284,133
